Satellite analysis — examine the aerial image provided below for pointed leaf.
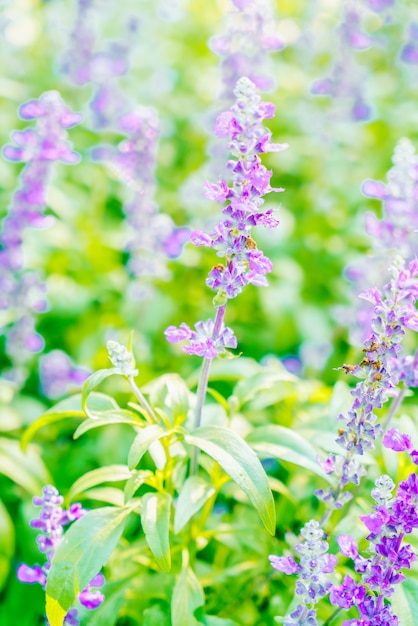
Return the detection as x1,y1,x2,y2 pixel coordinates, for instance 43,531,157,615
67,465,133,503
391,578,418,626
74,409,142,439
124,470,154,502
185,426,275,534
82,368,123,418
82,487,125,506
46,505,135,625
145,374,190,426
0,499,14,590
174,476,215,534
141,492,172,572
0,437,51,493
21,393,118,450
171,565,204,626
128,424,169,470
246,425,330,482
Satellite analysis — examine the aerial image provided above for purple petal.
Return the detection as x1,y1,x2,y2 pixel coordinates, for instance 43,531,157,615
17,563,46,586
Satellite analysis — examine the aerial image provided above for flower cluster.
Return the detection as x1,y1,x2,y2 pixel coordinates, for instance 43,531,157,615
269,520,337,625
93,107,189,299
17,485,105,625
165,319,237,359
0,92,81,384
343,138,418,345
39,350,91,399
61,0,133,129
311,2,374,122
317,256,418,507
166,77,287,357
107,339,138,376
209,0,283,95
331,473,418,625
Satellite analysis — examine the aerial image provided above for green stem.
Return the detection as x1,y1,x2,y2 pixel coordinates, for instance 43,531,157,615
190,304,226,474
322,607,342,626
128,375,159,423
382,387,406,432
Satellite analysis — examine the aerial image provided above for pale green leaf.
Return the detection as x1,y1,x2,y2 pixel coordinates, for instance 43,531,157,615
73,410,142,439
174,476,215,534
128,424,168,470
0,499,14,590
145,374,190,426
82,369,123,418
21,393,118,450
391,578,418,626
185,426,275,534
141,492,172,572
67,466,133,503
0,437,51,494
124,470,154,502
46,505,135,625
171,565,204,626
246,425,331,482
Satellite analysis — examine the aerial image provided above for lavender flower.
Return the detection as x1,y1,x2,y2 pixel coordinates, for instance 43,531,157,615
209,0,283,96
17,485,105,624
317,256,418,510
400,22,418,65
93,106,188,300
0,92,81,384
311,2,373,122
330,473,418,624
342,138,418,346
269,520,337,625
166,77,287,359
39,350,91,399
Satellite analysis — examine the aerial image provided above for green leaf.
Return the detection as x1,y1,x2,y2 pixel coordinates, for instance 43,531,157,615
185,426,275,535
141,492,172,572
0,499,14,590
246,425,331,482
171,564,204,626
21,393,118,450
81,487,126,506
144,605,170,626
0,437,51,494
46,505,135,625
67,465,133,503
232,370,296,410
128,424,169,470
391,578,418,626
174,476,215,534
205,618,239,626
82,368,123,418
124,469,154,502
73,409,142,439
145,374,190,426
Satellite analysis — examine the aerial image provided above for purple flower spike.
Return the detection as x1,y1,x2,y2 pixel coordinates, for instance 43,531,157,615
18,486,104,620
337,534,358,559
1,91,81,384
167,78,285,359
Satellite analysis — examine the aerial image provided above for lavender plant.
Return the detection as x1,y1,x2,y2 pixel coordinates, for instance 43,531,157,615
269,220,418,623
0,91,81,386
22,76,289,626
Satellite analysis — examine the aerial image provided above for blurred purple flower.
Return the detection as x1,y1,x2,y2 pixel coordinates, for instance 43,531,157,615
39,350,91,399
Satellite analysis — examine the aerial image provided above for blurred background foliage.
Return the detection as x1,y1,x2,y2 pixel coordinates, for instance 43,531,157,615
1,0,418,623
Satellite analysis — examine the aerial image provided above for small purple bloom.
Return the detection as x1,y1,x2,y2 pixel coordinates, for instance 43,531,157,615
383,428,412,452
337,534,359,559
269,555,300,574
